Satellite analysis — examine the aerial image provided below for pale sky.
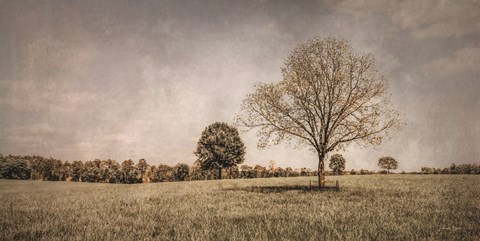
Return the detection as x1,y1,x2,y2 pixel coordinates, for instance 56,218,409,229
1,0,479,171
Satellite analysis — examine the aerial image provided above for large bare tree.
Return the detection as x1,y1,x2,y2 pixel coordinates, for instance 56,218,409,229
235,37,404,187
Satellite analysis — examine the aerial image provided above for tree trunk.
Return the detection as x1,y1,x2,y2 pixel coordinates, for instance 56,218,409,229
218,167,222,180
317,152,326,188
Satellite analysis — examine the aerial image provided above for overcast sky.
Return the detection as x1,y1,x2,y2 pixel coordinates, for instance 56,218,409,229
1,0,479,171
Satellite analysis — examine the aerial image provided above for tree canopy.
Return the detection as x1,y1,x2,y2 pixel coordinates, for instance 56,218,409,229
236,37,404,187
378,156,398,174
194,122,246,179
173,163,190,181
329,154,346,175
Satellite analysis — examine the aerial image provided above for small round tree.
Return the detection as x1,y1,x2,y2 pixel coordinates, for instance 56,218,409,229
194,122,246,179
329,154,346,175
378,156,398,174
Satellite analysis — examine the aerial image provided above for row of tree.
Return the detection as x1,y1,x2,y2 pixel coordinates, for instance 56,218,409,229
0,154,322,183
0,154,188,183
420,163,480,175
2,153,477,183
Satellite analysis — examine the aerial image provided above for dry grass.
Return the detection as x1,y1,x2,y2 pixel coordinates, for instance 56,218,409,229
0,175,479,240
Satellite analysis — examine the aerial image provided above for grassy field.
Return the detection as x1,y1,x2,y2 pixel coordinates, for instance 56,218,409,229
0,175,479,241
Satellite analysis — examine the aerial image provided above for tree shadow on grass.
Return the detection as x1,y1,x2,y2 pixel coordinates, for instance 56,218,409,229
225,185,340,193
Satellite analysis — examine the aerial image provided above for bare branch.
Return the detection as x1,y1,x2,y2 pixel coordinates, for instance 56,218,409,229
235,37,405,180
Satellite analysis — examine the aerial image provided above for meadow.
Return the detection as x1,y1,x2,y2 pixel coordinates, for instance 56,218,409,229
1,175,479,241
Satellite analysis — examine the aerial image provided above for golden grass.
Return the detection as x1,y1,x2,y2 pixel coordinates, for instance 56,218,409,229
1,175,479,240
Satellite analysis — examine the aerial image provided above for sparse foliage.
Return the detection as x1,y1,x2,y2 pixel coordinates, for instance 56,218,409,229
194,122,246,179
236,37,404,186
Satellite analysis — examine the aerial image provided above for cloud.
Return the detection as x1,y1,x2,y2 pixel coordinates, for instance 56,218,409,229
9,123,55,136
422,47,480,77
336,0,480,40
0,79,98,113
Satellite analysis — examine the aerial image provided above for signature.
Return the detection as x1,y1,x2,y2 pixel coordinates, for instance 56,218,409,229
439,227,462,231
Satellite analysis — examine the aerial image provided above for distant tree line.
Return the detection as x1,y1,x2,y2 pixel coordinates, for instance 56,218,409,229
0,154,321,183
2,154,477,183
419,163,480,175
